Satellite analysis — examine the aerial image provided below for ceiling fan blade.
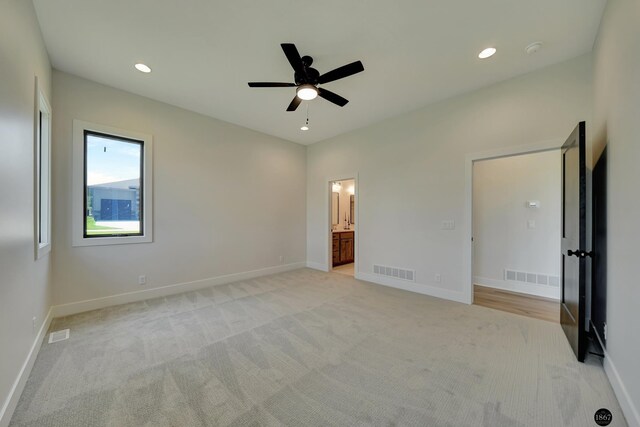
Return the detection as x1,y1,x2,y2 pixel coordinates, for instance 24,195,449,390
318,88,349,107
281,43,306,77
286,96,302,111
248,82,296,87
318,61,364,84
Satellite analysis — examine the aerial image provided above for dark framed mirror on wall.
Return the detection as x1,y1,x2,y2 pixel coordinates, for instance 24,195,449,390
350,195,355,224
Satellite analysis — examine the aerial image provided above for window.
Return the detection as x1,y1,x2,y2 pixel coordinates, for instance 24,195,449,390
35,86,52,258
72,120,153,246
84,132,143,237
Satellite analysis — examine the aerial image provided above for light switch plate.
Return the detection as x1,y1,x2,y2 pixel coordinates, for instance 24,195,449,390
441,220,455,230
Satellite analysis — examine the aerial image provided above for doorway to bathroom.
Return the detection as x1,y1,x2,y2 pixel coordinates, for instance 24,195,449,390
329,178,356,276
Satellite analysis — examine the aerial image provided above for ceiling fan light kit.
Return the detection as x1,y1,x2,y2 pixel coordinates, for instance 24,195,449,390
248,43,364,111
296,84,318,100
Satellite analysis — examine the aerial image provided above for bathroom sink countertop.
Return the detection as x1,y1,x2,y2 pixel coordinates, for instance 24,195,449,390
332,229,354,233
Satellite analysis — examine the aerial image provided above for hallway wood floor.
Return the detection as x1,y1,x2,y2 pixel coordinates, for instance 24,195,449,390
473,285,560,323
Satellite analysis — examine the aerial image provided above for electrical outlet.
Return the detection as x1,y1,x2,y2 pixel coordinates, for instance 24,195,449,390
604,323,608,340
138,275,147,285
279,255,284,264
32,317,37,333
434,274,442,283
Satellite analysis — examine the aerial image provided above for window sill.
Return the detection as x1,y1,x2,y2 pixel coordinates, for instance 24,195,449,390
71,234,152,247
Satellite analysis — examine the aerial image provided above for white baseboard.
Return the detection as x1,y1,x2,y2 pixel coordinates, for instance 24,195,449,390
52,262,306,317
474,276,560,300
357,272,468,304
603,349,640,427
306,261,329,272
0,308,53,427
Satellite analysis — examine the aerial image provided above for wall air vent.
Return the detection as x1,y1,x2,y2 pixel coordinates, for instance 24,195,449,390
374,264,415,282
48,329,70,344
504,270,559,287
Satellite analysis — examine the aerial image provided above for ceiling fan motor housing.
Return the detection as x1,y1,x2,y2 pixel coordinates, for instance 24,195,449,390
247,43,364,111
295,62,320,85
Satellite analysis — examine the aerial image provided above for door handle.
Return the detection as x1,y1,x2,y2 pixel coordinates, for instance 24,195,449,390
567,249,593,258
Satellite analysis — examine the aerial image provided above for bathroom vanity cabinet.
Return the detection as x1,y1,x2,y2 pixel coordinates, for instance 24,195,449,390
332,231,354,266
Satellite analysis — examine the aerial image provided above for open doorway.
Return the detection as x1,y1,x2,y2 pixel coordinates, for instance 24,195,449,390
330,179,355,276
472,150,561,322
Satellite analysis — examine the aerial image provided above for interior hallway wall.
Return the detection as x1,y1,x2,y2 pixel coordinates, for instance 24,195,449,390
473,151,561,299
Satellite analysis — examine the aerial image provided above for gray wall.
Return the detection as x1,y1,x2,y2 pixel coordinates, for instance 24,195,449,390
307,54,592,302
592,0,640,424
51,71,307,306
0,0,53,422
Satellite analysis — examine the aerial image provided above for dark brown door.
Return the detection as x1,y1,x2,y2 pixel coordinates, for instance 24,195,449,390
561,121,587,362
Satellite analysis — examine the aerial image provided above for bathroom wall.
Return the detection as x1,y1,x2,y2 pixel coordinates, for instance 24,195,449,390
332,179,355,230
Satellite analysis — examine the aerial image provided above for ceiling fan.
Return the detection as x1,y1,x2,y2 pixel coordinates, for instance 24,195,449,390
248,43,364,111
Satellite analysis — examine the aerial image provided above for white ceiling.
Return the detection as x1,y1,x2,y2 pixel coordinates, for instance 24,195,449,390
33,0,606,145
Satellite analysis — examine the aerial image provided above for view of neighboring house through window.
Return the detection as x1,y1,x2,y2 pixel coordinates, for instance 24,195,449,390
84,131,143,237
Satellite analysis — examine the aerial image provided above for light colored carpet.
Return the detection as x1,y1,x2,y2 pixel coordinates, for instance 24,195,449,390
10,269,625,426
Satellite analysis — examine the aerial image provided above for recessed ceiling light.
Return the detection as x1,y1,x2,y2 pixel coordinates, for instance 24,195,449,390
478,47,497,59
300,125,309,131
134,63,152,73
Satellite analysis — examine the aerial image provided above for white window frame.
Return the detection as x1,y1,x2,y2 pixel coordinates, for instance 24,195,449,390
72,120,153,247
35,81,52,259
